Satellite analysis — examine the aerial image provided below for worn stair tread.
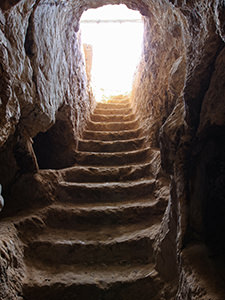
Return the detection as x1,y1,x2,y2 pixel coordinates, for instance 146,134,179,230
43,198,166,221
25,221,159,265
106,97,130,104
96,102,131,110
75,146,150,155
94,107,133,116
28,223,160,246
23,263,161,300
86,119,139,131
91,113,135,122
57,178,156,204
74,147,152,166
16,198,165,238
50,197,159,210
24,263,158,286
77,137,146,153
15,199,167,244
88,119,139,125
82,127,143,141
59,161,154,183
78,136,145,143
59,177,155,190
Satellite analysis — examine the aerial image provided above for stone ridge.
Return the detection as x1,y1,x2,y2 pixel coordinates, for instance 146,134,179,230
19,97,169,300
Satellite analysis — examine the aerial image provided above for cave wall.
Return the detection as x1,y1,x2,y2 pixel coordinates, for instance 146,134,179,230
0,0,225,299
159,1,225,299
0,0,94,190
131,1,186,149
129,0,225,297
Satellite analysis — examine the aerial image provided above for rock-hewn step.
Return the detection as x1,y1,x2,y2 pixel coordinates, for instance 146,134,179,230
74,147,152,166
16,200,166,238
59,161,154,183
82,127,143,141
94,107,133,115
77,137,146,153
91,113,135,122
57,178,155,204
35,222,159,243
96,102,130,110
107,97,130,104
24,223,159,266
86,119,139,132
16,198,165,236
16,92,169,300
23,263,162,300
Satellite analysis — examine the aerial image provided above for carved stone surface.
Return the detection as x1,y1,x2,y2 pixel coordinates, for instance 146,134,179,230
0,0,225,299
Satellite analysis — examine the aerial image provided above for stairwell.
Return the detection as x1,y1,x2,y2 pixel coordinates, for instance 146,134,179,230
17,96,169,299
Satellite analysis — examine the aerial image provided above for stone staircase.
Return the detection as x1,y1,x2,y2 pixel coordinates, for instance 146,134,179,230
18,97,169,300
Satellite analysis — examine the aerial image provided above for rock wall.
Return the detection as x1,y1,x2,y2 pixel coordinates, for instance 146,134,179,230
0,0,225,299
157,1,225,299
130,0,225,298
0,0,94,190
131,1,186,149
0,222,25,300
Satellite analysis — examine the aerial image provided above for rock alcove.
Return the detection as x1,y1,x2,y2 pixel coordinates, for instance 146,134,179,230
0,0,225,299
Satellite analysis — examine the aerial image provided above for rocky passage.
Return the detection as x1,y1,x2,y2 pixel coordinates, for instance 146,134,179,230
1,1,225,298
14,97,169,299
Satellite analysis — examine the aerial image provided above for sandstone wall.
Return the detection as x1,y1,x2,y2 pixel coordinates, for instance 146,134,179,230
129,0,225,297
0,0,225,299
159,1,225,298
0,0,94,187
131,1,186,149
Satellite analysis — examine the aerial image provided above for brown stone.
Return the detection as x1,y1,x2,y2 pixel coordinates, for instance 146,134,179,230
0,1,225,299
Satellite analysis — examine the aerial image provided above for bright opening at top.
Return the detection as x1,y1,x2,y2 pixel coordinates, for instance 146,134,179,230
80,5,143,101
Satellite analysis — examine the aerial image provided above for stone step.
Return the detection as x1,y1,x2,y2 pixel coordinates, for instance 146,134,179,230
16,199,166,235
48,201,165,228
24,222,160,266
40,223,158,244
106,97,130,104
91,113,135,122
59,161,155,183
94,107,133,115
82,127,143,141
96,102,130,110
86,119,139,132
74,147,152,166
57,178,155,204
77,137,146,153
22,263,161,300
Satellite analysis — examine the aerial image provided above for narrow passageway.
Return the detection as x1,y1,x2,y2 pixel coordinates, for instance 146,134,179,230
2,1,224,299
20,96,170,299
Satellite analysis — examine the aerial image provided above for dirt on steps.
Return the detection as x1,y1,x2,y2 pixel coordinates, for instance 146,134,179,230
2,96,170,300
77,136,146,152
82,127,143,141
22,263,163,300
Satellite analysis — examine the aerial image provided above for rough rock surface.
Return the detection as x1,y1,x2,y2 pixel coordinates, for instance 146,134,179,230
0,0,94,188
0,222,25,300
0,0,225,299
1,98,170,299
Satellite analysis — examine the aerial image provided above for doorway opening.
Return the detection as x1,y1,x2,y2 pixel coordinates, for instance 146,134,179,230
80,4,144,102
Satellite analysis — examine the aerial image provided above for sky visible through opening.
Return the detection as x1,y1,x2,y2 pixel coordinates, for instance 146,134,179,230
80,5,143,101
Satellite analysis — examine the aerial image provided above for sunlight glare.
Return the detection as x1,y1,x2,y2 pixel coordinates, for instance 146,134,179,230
80,5,143,101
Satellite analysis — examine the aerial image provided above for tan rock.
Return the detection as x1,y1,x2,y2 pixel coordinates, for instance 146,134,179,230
0,1,225,299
